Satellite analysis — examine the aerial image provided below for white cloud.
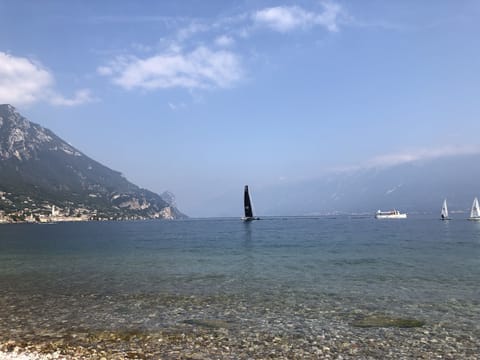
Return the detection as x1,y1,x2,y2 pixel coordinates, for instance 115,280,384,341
0,52,53,105
99,46,243,90
253,2,343,33
0,52,94,107
254,6,315,32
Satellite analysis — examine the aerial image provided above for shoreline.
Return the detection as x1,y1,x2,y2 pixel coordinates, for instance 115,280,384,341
0,351,52,360
1,320,479,360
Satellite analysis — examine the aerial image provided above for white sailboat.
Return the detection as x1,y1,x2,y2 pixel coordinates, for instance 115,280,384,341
468,197,480,221
440,199,449,220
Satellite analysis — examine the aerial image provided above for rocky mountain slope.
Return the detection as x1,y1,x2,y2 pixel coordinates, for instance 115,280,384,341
0,104,186,220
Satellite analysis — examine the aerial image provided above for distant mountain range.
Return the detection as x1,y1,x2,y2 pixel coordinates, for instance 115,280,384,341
203,153,480,217
254,155,480,216
0,104,186,220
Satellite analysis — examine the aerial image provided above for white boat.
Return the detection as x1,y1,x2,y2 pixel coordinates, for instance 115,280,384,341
468,197,480,221
375,209,407,219
440,199,450,220
242,185,259,221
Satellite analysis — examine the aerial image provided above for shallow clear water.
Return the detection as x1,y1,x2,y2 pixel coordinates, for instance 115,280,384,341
0,216,479,336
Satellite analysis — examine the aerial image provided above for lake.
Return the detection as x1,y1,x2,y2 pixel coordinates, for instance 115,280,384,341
0,216,479,358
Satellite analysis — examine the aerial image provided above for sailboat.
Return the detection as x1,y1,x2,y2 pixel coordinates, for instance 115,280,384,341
468,197,480,221
440,199,449,220
242,185,259,221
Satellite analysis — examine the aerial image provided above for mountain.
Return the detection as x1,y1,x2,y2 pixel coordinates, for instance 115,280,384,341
250,155,480,216
160,191,178,208
0,104,186,220
198,153,480,217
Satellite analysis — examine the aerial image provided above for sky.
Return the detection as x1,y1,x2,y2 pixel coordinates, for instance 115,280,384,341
1,0,480,216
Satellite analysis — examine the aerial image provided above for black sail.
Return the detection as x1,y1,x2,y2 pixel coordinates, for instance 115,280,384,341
244,185,253,218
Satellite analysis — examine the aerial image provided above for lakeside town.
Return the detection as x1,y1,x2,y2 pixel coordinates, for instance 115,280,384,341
0,204,176,223
0,190,177,223
0,204,93,224
0,189,119,223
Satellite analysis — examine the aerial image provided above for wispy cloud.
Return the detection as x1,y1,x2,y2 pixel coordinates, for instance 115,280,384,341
331,145,480,172
98,46,243,90
215,35,235,47
253,2,343,33
334,145,480,173
96,2,345,94
366,146,480,168
50,89,98,107
168,101,187,111
0,52,95,107
318,1,344,32
88,15,178,25
176,22,209,42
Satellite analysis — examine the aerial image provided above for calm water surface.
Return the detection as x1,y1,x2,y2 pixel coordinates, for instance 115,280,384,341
0,216,479,335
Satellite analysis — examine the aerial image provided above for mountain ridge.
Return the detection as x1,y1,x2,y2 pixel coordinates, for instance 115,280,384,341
0,104,186,221
194,153,480,218
254,155,480,216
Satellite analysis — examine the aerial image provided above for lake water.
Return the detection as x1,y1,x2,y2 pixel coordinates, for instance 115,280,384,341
0,216,479,358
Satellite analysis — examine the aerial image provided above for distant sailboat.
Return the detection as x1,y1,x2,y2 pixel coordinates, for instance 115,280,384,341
242,185,259,221
440,199,449,220
468,197,480,221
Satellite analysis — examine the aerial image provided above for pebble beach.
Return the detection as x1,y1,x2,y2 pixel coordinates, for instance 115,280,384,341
1,321,479,359
1,291,479,359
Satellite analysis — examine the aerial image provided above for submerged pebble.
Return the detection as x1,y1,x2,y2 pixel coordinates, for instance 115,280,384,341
351,315,425,328
0,292,479,359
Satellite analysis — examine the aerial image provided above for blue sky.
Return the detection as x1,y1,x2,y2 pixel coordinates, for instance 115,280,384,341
1,1,480,216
